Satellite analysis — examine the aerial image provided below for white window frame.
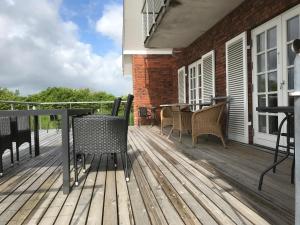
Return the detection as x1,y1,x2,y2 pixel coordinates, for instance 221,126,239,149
188,61,198,111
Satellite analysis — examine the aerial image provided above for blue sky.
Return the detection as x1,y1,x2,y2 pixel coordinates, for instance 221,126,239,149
60,0,122,55
0,0,132,96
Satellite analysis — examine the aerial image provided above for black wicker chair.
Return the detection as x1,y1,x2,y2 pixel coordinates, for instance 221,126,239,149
11,116,32,161
72,94,134,185
111,97,122,116
47,115,61,133
0,117,14,176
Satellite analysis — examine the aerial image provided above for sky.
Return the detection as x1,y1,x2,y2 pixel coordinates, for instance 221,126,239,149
0,0,132,96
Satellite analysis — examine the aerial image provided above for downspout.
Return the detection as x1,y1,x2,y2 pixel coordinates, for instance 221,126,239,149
292,39,300,224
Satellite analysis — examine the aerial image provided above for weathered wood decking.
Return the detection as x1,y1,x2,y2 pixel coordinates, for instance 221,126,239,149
0,127,294,225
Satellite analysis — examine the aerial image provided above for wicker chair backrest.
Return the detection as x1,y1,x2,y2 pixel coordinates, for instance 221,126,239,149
162,107,172,118
0,117,11,136
111,97,122,116
124,94,134,125
17,116,30,131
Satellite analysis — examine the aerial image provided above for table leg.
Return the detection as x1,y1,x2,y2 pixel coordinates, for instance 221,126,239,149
258,114,292,190
62,112,71,194
34,116,40,156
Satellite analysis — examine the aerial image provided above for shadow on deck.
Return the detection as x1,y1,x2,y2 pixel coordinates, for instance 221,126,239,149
0,127,294,225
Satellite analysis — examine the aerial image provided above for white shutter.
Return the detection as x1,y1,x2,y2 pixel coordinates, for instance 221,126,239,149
178,67,186,103
226,32,248,143
202,50,215,102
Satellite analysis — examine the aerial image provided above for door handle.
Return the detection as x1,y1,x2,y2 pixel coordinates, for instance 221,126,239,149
280,81,285,90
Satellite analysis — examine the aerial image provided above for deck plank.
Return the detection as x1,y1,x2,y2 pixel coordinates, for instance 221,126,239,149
53,155,93,225
142,127,291,225
85,154,107,225
70,155,100,225
102,155,118,225
0,127,294,225
116,154,134,225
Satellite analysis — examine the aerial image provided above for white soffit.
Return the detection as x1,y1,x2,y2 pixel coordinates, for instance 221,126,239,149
146,0,244,48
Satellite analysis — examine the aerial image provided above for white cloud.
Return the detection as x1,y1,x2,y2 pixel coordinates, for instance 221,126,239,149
0,0,131,96
95,3,123,46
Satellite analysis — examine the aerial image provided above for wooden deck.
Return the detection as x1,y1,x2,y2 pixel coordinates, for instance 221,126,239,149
0,127,294,225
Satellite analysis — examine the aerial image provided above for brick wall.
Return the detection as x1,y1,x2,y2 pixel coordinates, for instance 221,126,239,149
131,0,300,142
174,0,300,143
132,55,177,125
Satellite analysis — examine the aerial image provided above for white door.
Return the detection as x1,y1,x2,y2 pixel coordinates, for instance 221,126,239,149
252,5,300,148
178,67,186,103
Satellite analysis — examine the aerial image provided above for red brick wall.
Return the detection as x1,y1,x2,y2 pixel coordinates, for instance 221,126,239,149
132,55,177,125
174,0,300,143
131,0,300,142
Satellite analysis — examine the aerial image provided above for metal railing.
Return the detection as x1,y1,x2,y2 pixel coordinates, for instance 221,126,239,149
0,100,126,112
0,100,133,128
142,0,166,41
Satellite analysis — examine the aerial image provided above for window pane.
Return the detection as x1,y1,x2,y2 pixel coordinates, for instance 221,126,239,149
258,95,266,107
287,16,299,42
257,32,265,52
268,94,278,107
267,27,276,49
198,64,201,75
259,115,266,133
288,67,294,90
257,54,265,72
258,74,265,92
198,76,201,87
199,88,202,99
267,50,277,70
288,43,296,66
269,116,278,135
268,72,277,91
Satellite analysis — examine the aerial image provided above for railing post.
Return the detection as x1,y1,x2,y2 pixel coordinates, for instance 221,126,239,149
152,0,155,24
293,39,300,225
146,0,149,36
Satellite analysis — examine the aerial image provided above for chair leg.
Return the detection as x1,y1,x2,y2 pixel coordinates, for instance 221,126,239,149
114,153,117,168
124,152,129,182
0,155,3,176
29,141,32,156
179,131,182,143
82,153,86,173
10,147,14,165
74,151,79,186
16,144,20,162
192,136,195,148
220,135,227,148
291,154,295,184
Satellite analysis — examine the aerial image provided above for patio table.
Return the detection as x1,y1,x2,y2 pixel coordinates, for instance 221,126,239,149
0,108,92,194
256,106,294,190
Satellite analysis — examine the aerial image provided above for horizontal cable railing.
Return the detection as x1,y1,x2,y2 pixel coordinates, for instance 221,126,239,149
0,100,133,127
142,0,166,41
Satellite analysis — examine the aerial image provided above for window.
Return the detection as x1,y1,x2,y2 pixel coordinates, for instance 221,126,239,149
188,50,215,111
